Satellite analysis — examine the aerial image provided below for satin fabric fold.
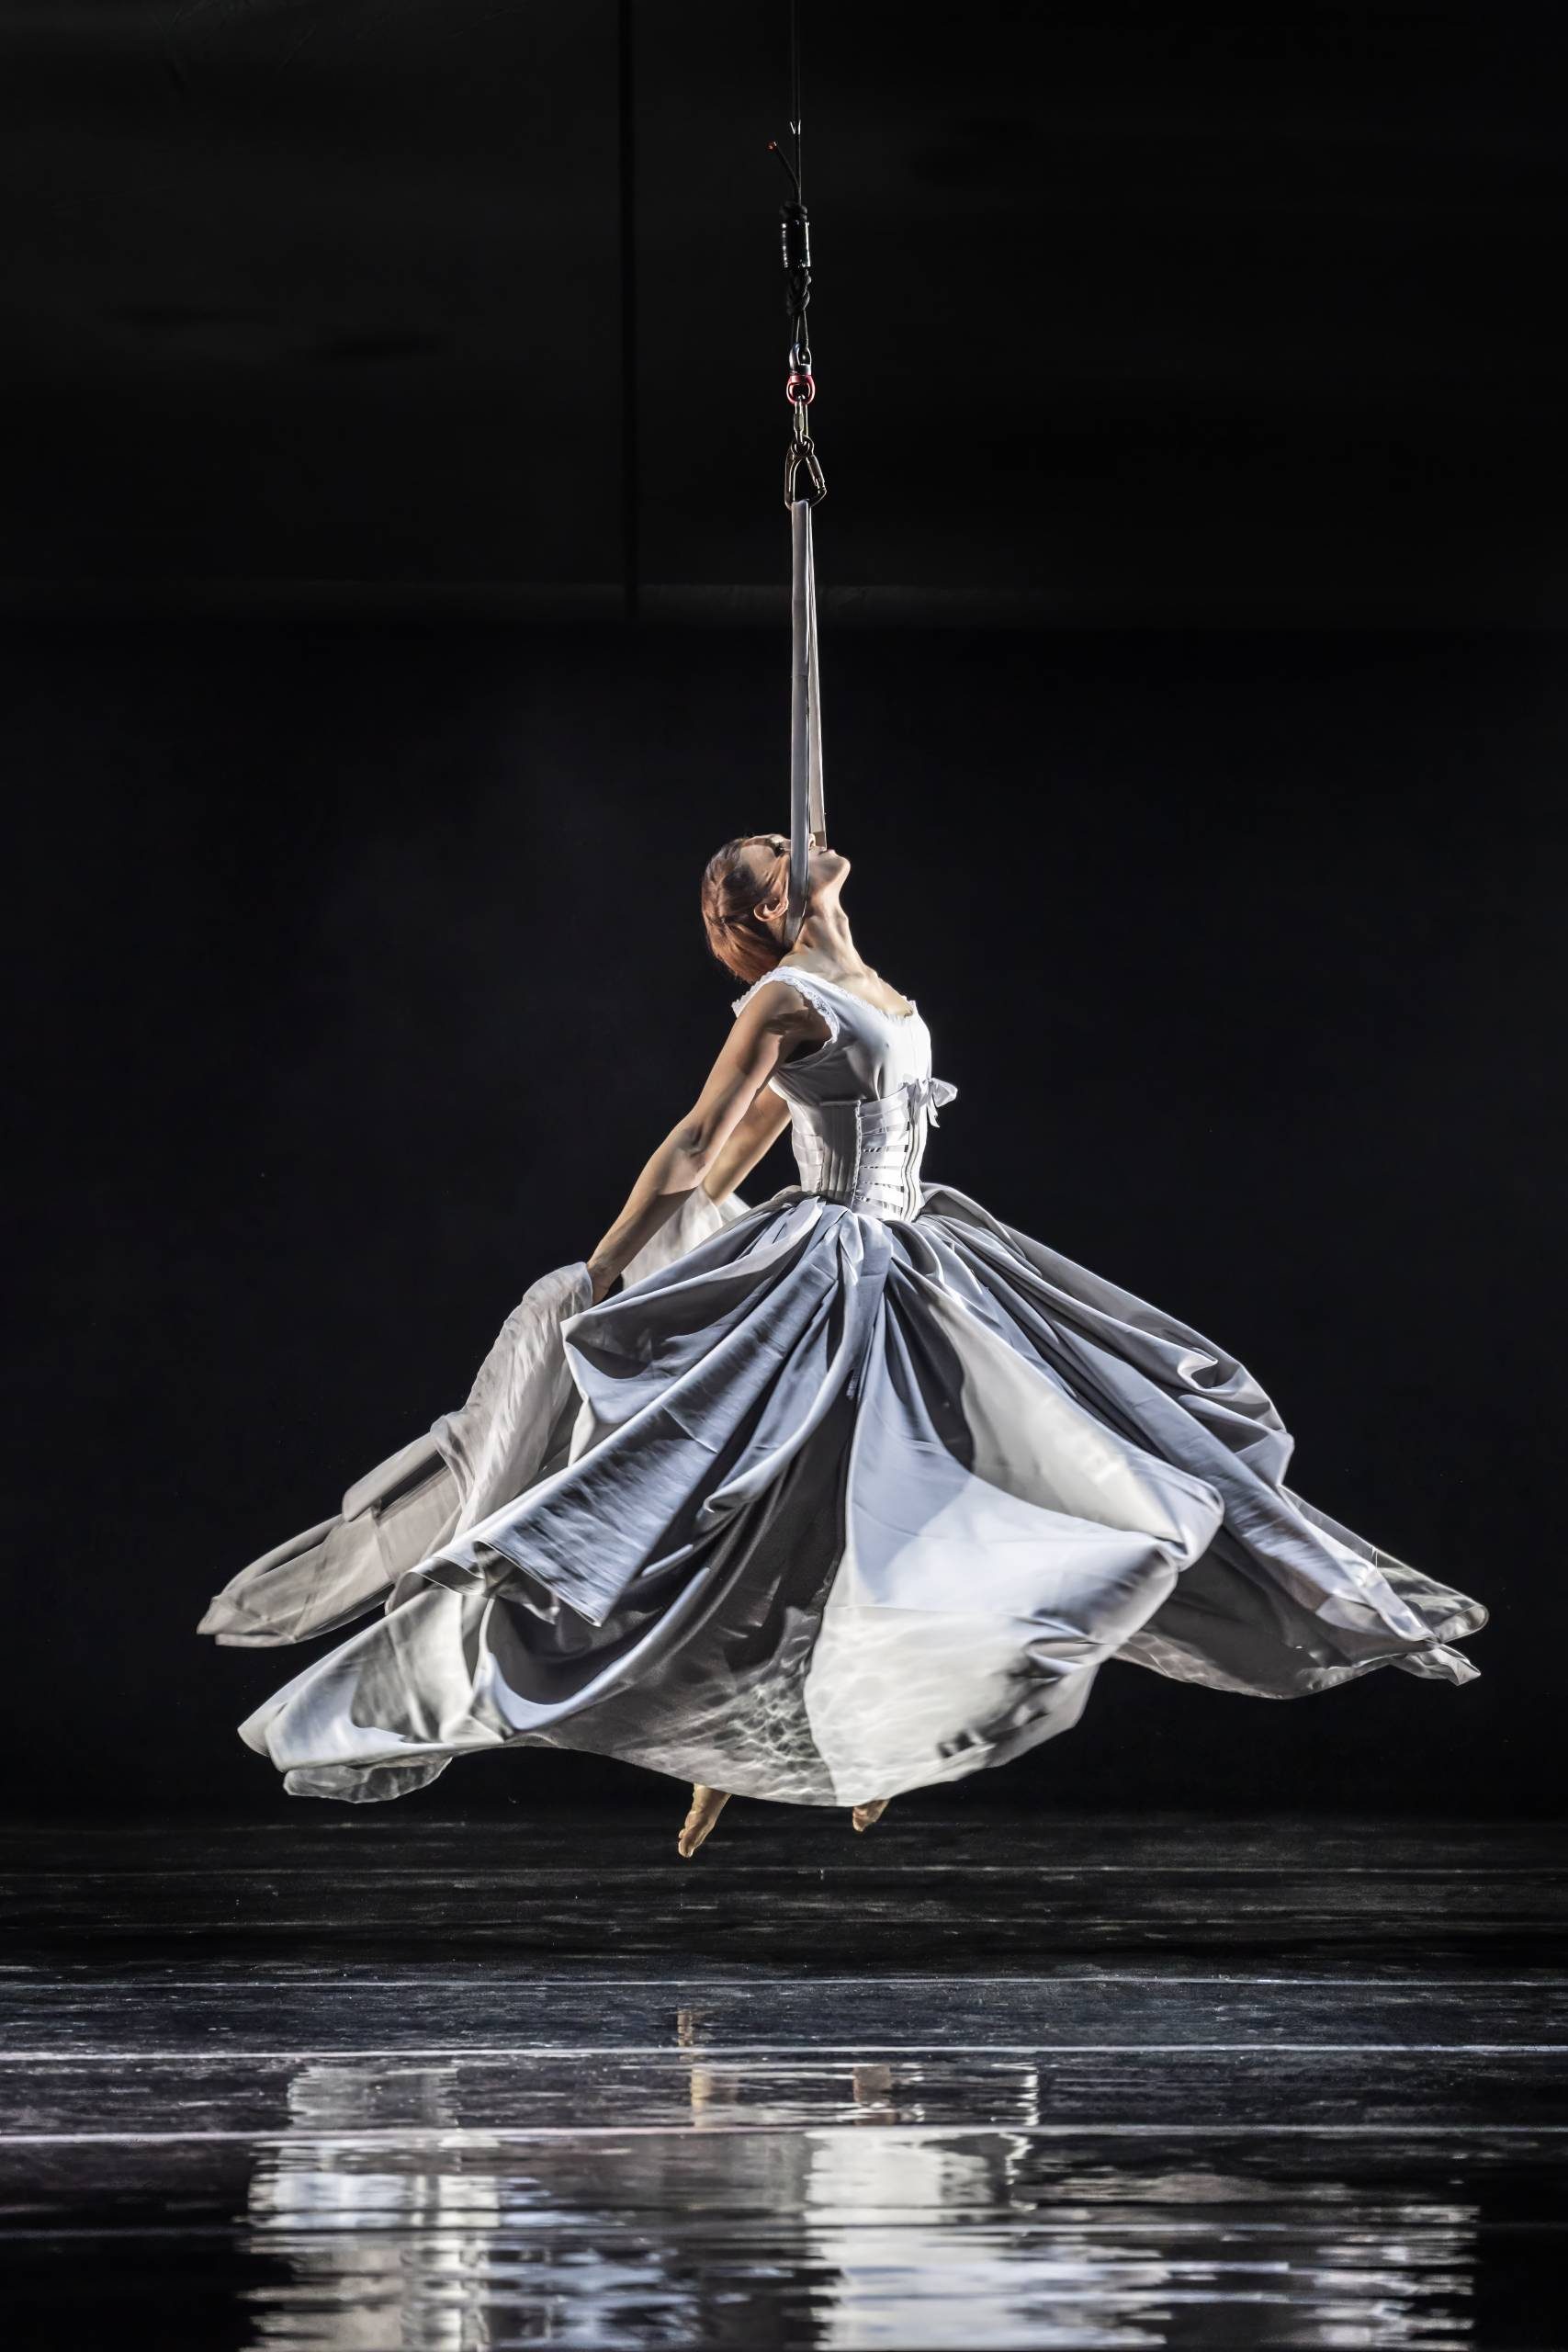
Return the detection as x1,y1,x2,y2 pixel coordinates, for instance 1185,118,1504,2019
231,1180,1483,1807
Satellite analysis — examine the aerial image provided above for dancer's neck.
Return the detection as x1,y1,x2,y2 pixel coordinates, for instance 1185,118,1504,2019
775,904,864,977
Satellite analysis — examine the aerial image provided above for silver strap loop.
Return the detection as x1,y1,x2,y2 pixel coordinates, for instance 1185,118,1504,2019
785,497,826,943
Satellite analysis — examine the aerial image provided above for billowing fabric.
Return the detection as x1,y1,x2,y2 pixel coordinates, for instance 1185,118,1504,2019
196,1188,749,1651
212,971,1485,1805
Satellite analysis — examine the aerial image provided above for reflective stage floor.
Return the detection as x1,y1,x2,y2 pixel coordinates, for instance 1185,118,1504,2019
2,1815,1563,2347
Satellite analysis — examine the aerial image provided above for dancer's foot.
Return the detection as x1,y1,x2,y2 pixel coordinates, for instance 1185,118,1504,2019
851,1798,891,1832
678,1785,731,1859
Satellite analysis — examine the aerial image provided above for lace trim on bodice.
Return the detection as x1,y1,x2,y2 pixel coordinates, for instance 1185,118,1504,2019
730,970,919,1032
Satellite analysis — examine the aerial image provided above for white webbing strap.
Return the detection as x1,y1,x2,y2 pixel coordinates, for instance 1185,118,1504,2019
786,497,826,942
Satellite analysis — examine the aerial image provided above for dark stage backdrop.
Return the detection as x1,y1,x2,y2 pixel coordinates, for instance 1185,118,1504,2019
4,615,1557,1816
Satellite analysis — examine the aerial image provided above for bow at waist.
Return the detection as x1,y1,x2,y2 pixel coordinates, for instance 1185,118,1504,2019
908,1074,958,1126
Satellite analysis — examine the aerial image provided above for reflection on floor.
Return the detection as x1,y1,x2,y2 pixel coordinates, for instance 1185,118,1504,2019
3,1815,1563,2347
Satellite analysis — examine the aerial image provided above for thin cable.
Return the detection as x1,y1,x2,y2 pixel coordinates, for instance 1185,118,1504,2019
790,0,804,205
616,0,638,622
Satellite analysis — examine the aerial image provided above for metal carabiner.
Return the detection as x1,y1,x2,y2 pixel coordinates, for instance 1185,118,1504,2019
784,408,828,508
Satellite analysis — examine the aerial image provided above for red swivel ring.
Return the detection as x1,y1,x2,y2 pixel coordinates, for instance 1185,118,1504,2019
785,369,817,404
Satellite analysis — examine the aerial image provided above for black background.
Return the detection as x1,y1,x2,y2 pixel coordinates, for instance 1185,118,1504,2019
3,2,1562,1817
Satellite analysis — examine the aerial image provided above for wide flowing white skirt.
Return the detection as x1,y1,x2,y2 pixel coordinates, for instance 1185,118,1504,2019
215,1182,1485,1805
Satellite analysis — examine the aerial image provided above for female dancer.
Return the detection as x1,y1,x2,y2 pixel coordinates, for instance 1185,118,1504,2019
202,831,1485,1855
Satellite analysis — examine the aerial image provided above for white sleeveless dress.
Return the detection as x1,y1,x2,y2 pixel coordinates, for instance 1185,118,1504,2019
212,970,1485,1805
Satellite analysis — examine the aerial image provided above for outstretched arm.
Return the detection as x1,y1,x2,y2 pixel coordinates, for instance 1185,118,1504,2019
584,986,819,1302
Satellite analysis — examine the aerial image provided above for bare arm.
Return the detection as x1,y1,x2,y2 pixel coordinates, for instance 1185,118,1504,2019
701,1084,792,1204
584,986,821,1301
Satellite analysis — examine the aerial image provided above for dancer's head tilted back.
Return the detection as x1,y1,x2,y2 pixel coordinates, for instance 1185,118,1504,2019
700,832,851,982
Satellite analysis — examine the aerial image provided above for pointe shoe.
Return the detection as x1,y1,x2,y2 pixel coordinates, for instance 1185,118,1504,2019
678,1784,731,1859
851,1798,891,1833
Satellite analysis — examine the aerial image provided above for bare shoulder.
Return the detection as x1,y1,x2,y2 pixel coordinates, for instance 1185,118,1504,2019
730,974,832,1040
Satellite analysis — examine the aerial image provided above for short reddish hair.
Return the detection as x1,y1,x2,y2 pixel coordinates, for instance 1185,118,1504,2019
701,834,787,985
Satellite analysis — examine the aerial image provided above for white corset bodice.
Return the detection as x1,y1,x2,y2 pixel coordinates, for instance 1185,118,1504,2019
730,968,957,1220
